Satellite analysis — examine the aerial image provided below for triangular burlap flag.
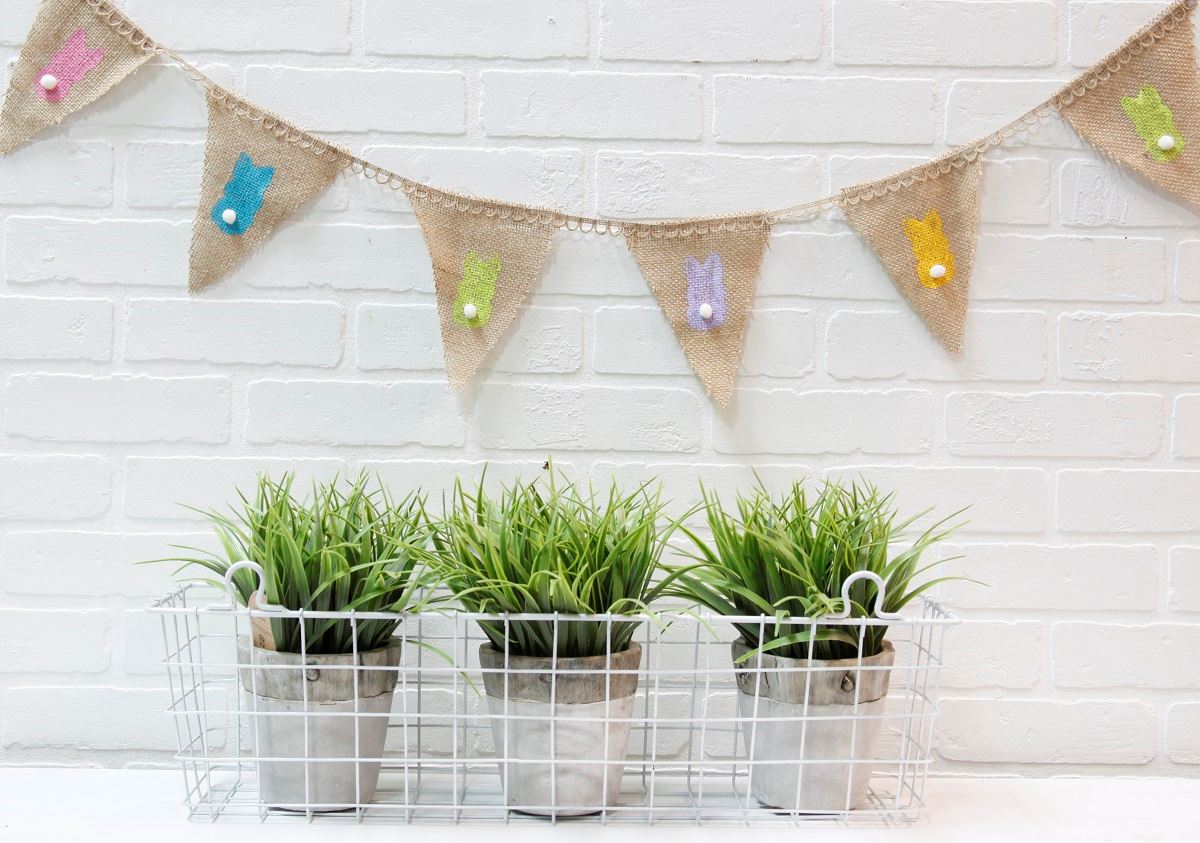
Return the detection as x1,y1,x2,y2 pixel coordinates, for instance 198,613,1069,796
841,160,982,355
0,0,152,155
190,94,343,292
1060,3,1200,211
410,192,557,388
625,219,770,405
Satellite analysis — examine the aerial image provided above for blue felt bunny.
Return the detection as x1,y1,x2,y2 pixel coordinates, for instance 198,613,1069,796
211,153,276,236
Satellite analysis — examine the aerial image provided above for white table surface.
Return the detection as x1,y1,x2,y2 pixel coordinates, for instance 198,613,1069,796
1,769,1197,842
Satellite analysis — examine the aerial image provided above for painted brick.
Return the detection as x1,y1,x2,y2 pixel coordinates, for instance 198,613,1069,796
825,466,1047,533
1172,395,1200,458
1060,158,1197,228
124,457,344,520
483,71,703,140
1167,703,1200,763
592,462,813,512
714,390,935,455
979,158,1052,225
246,380,465,447
238,224,432,291
362,459,572,499
362,146,587,213
939,544,1158,611
593,306,816,379
0,531,204,596
0,142,112,207
1054,623,1200,688
758,233,896,300
6,375,230,443
0,455,111,521
357,306,583,375
5,218,189,287
125,299,344,366
742,310,817,378
125,0,352,53
835,1,1057,67
0,296,112,361
1177,240,1200,302
1059,470,1200,532
3,687,179,750
476,385,703,452
366,1,588,58
945,79,1077,147
940,621,1042,689
78,62,235,130
938,699,1155,763
0,610,109,673
944,392,1163,457
0,0,37,46
356,304,442,372
1067,1,1170,67
1168,547,1200,612
973,235,1167,302
601,0,822,62
827,310,1046,381
539,231,651,298
596,151,821,218
1059,313,1200,382
245,68,467,134
715,75,935,144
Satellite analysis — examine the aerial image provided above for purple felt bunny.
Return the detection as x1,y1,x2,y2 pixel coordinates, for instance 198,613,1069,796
685,253,728,331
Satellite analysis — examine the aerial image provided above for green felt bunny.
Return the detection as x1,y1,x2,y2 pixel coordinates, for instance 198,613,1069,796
453,251,501,327
1121,85,1185,162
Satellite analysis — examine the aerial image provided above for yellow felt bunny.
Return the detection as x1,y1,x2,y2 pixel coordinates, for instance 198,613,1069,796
901,209,956,289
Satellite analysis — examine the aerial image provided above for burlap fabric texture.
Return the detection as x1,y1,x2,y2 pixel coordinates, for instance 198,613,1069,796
0,0,151,154
410,194,557,389
840,159,982,356
625,220,771,406
189,94,343,292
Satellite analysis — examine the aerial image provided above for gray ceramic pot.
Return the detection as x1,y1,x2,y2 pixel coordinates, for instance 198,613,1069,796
479,642,642,816
237,638,401,811
732,639,896,811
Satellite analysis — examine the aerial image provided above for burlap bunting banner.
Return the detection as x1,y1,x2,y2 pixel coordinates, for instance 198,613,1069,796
0,0,151,155
189,95,343,293
841,160,982,356
1059,7,1200,211
410,194,557,389
626,220,771,405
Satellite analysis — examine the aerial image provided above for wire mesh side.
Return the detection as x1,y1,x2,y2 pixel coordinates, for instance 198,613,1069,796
149,586,954,825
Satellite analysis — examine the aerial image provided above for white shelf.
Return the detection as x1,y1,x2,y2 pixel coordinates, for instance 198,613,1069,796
1,769,1196,842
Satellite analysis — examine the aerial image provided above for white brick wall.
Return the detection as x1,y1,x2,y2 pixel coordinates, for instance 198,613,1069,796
0,0,1196,777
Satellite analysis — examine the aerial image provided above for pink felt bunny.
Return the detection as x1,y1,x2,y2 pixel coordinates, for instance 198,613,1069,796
36,29,105,104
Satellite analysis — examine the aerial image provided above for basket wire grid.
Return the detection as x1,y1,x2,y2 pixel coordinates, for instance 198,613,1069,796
149,565,956,826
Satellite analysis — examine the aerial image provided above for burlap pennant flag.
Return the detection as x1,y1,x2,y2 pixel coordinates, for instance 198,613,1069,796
1059,3,1200,211
410,192,557,388
190,95,343,292
0,0,152,155
841,160,982,355
626,219,771,405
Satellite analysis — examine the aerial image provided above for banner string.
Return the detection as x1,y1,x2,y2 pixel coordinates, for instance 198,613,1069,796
81,0,1196,237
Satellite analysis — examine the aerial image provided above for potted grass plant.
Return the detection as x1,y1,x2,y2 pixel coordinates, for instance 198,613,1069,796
664,479,962,812
411,470,680,816
162,473,429,810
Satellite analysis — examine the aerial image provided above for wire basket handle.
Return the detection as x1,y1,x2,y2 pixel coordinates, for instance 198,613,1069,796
213,560,285,613
826,571,905,621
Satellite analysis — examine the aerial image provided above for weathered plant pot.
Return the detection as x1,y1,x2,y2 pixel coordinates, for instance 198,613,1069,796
732,639,895,812
479,642,642,816
237,638,401,811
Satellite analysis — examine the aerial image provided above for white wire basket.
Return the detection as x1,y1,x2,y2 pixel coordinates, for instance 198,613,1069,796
149,564,957,826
